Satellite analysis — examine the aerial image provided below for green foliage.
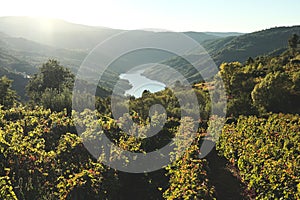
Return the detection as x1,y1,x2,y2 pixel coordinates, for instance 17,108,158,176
0,67,29,101
40,88,72,113
0,106,118,199
288,34,300,55
292,70,300,91
217,114,300,199
26,59,74,113
164,131,216,200
251,72,292,113
73,102,215,199
2,28,300,199
203,26,300,65
219,62,242,92
217,45,300,116
56,164,107,200
126,87,210,122
0,176,18,199
0,76,18,109
218,62,258,117
26,60,74,96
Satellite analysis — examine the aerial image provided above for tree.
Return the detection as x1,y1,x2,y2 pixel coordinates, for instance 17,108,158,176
40,88,72,113
26,59,74,112
288,34,299,55
219,62,242,94
292,71,300,92
141,90,151,98
251,72,292,113
0,76,18,108
218,62,258,116
246,57,254,65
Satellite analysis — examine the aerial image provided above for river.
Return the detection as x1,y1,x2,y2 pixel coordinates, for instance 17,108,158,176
119,69,165,98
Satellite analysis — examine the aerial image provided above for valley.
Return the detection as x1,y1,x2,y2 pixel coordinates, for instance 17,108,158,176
0,16,299,200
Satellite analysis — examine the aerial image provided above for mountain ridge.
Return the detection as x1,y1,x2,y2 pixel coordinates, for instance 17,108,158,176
0,16,300,99
0,16,242,50
202,25,300,65
143,25,300,84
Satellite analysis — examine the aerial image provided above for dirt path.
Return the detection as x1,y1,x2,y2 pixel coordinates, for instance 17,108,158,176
117,140,246,200
206,146,245,200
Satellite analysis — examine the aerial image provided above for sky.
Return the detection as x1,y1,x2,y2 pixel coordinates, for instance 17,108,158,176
0,0,299,33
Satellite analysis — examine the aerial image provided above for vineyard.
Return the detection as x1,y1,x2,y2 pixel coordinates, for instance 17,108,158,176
217,114,300,199
0,106,115,199
2,106,299,199
0,106,216,199
0,30,300,199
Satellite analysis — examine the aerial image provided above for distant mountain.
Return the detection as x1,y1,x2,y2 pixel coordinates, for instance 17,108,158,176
183,31,221,43
1,16,299,97
0,31,88,73
0,16,121,50
0,16,224,51
0,16,230,74
0,49,35,74
0,16,244,73
204,32,244,37
144,26,300,84
0,66,28,100
203,26,300,65
0,17,234,88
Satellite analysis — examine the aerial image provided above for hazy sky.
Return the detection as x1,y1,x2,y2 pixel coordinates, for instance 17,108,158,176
0,0,299,32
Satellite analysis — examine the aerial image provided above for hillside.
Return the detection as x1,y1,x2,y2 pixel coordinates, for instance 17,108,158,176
0,31,87,72
2,17,299,97
204,32,244,37
143,26,300,84
0,32,123,93
0,49,35,74
0,16,300,200
0,66,28,99
0,16,232,51
203,26,300,65
0,16,243,95
0,16,121,50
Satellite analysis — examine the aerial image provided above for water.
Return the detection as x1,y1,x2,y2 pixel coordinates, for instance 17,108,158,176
119,69,165,98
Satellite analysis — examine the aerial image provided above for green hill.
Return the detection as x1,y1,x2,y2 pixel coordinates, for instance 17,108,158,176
0,17,234,87
0,31,87,72
0,16,230,51
0,16,243,52
0,16,121,50
203,26,300,65
2,17,299,98
0,66,29,100
0,49,35,74
144,26,300,84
